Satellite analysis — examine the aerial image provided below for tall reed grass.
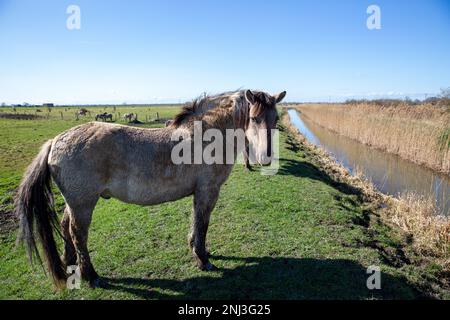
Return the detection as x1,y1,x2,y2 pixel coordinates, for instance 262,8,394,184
295,102,450,174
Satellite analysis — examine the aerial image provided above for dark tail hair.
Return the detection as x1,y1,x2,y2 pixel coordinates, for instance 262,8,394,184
14,140,67,288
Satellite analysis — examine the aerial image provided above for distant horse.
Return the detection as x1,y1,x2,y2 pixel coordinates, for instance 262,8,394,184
14,89,286,288
77,108,89,116
123,113,136,123
95,112,113,122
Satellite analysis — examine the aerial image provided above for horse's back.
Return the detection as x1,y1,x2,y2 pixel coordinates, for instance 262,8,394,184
47,122,198,205
49,121,170,168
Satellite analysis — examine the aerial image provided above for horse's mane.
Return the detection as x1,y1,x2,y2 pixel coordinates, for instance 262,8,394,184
171,90,247,128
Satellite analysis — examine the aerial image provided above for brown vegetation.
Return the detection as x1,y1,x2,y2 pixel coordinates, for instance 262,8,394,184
294,102,450,174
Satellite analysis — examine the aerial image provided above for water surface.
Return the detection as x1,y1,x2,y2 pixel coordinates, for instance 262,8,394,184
288,109,450,215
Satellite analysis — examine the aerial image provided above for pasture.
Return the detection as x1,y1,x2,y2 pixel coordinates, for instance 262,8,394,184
0,106,447,299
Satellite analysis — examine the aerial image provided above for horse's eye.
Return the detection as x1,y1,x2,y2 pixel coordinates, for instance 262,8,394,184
250,117,261,124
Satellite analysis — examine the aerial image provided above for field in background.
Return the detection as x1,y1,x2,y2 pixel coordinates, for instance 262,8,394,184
294,102,450,174
0,105,180,122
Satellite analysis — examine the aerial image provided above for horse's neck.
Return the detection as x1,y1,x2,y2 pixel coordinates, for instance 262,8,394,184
209,94,248,128
203,107,246,132
205,106,248,160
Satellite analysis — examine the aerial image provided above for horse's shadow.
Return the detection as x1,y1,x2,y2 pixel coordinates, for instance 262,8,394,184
100,255,424,299
277,129,364,197
278,158,363,199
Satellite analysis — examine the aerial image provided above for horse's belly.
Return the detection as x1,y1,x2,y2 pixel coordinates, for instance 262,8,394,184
107,178,195,206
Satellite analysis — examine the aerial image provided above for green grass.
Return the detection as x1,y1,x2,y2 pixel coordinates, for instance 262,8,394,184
0,106,446,299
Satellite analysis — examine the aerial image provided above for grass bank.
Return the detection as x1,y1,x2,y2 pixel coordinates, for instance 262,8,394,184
294,103,450,174
0,108,448,299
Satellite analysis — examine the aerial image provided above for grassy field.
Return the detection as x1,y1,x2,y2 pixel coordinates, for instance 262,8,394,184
0,106,448,299
294,102,450,174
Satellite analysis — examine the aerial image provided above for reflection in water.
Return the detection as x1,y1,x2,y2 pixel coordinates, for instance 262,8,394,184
288,109,450,216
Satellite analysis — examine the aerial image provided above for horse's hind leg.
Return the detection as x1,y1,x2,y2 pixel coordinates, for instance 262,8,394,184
189,186,220,271
61,207,76,267
68,201,99,286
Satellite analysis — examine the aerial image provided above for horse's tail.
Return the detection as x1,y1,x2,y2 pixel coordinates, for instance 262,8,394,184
14,139,67,289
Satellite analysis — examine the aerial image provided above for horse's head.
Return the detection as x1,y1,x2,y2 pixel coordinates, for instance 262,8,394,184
244,90,286,166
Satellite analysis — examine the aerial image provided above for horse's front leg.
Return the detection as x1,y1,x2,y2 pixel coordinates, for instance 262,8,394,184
189,186,220,271
243,138,252,171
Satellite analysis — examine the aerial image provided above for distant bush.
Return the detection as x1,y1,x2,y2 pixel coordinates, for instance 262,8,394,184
345,96,450,107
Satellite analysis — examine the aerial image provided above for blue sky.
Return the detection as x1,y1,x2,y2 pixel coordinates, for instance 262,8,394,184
0,0,449,104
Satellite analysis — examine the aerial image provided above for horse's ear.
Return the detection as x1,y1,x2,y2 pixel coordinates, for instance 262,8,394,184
245,90,256,105
274,91,287,103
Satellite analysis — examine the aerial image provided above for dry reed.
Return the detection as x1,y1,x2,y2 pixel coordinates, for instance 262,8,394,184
294,103,450,174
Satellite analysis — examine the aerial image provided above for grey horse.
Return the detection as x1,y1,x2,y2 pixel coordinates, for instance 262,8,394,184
14,89,286,288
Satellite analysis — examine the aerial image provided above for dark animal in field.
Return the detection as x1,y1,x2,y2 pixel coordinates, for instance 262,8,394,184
14,89,286,288
95,112,113,122
123,113,136,123
77,108,89,116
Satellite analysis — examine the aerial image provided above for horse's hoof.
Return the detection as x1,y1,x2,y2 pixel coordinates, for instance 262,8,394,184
89,277,104,288
200,262,217,271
